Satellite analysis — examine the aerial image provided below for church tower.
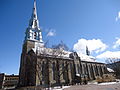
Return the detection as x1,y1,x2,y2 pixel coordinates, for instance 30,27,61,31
18,0,44,87
21,0,44,54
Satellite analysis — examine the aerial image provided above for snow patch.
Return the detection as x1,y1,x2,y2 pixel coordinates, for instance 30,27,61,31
98,82,117,85
77,53,96,62
107,68,114,72
88,80,120,85
49,86,70,90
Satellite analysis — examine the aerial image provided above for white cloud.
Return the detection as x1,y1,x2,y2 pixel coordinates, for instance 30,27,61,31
73,38,108,54
116,11,120,21
113,37,120,49
96,51,120,59
47,29,56,37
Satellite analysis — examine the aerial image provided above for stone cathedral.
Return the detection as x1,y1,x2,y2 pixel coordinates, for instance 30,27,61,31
18,0,107,87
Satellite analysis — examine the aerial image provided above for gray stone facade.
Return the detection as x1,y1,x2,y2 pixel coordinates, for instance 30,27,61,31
18,41,107,87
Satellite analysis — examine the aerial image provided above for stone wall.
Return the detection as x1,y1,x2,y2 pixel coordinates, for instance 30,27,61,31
35,56,75,87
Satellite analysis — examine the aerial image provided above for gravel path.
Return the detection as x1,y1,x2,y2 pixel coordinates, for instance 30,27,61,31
64,83,120,90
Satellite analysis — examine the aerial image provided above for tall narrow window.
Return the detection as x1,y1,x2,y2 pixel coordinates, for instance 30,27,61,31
77,64,80,74
52,62,56,80
63,62,67,80
42,61,45,81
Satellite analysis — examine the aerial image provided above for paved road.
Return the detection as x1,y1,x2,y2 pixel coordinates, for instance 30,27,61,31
64,83,120,90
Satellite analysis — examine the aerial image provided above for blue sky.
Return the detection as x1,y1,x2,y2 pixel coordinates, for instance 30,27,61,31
0,0,120,74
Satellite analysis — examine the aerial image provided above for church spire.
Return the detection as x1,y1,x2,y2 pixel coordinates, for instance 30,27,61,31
33,0,38,20
86,46,90,56
25,0,43,43
29,0,39,28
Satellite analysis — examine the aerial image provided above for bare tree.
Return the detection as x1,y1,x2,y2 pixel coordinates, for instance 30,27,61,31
52,41,69,51
106,58,120,78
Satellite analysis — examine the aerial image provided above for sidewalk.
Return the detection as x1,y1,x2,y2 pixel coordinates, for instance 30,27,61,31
64,82,120,90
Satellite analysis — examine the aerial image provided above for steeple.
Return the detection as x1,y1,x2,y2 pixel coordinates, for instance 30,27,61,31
29,0,39,28
33,0,37,19
25,0,43,43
